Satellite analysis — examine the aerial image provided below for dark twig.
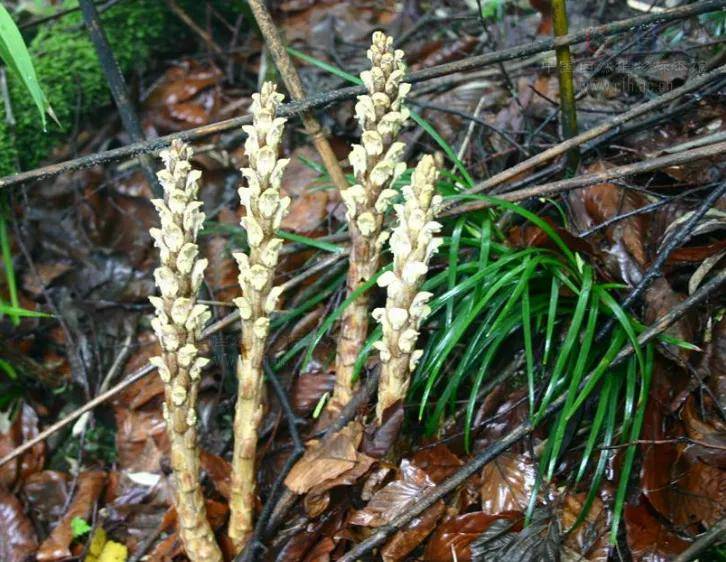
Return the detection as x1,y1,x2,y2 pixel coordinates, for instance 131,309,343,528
464,65,725,198
578,183,716,238
596,180,726,340
672,516,726,562
444,140,726,216
163,0,225,56
1,0,722,190
236,360,306,562
246,0,349,193
337,270,726,562
78,0,162,196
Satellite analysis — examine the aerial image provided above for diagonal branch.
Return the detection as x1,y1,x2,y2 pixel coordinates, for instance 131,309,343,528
246,0,348,193
1,0,721,190
78,0,162,196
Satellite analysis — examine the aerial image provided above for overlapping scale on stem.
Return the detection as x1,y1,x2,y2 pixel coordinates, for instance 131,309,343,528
373,155,442,423
149,140,221,562
332,31,411,410
228,82,290,551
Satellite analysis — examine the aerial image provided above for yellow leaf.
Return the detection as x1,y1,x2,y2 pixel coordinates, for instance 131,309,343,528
97,540,128,562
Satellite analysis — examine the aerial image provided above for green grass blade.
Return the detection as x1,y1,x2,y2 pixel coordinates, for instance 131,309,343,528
543,276,560,367
611,344,653,543
277,230,345,254
0,4,51,128
446,216,466,328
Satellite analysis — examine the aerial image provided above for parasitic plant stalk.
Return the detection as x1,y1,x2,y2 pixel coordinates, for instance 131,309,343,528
149,140,222,562
374,155,442,423
228,82,290,551
331,31,410,411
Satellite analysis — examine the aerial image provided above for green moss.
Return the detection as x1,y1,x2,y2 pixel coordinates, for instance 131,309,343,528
0,0,181,176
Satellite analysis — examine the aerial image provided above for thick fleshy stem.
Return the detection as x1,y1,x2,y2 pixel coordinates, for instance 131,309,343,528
228,82,290,552
374,155,442,423
149,140,222,562
331,31,411,411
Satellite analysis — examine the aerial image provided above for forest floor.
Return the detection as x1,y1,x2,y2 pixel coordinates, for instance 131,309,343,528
0,0,724,561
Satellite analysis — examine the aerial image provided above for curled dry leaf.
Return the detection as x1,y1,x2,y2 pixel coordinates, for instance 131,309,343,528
291,371,336,416
381,500,445,562
200,451,232,500
0,403,45,490
625,502,689,562
285,421,365,494
480,453,536,515
37,470,107,561
0,488,38,562
350,460,435,528
424,512,522,562
681,394,726,467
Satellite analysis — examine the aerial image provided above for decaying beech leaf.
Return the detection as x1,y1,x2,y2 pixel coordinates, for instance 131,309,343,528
480,453,536,515
350,459,435,527
382,500,445,562
625,502,689,562
425,511,522,562
36,471,107,561
285,421,365,494
0,488,38,562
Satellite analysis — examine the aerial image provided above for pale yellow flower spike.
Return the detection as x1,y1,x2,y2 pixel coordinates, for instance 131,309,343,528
332,31,411,411
374,154,443,423
228,81,290,553
149,140,222,562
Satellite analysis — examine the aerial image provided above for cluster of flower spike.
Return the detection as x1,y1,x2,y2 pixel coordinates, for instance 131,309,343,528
228,82,290,549
148,140,221,561
233,82,290,339
149,140,211,425
341,30,410,245
373,155,443,421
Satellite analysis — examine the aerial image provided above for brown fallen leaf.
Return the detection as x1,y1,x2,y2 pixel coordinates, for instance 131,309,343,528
558,493,610,562
281,190,329,234
382,500,445,562
625,501,690,562
291,371,336,416
37,470,107,561
0,488,38,562
200,451,232,500
21,470,71,529
480,453,536,515
411,444,464,485
285,421,364,494
350,459,435,528
22,261,72,296
0,402,45,490
424,511,522,562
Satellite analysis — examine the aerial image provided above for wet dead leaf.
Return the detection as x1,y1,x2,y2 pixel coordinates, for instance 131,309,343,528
0,488,38,562
624,502,689,562
411,444,464,484
424,512,522,562
350,459,435,527
37,470,107,561
382,500,445,562
0,403,45,490
480,453,536,515
21,470,71,528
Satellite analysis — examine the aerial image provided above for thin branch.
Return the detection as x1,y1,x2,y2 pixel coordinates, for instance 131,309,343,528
442,140,726,216
463,65,725,198
164,0,225,56
596,179,726,339
337,269,726,562
246,0,348,193
672,516,726,562
78,0,162,196
1,0,721,190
